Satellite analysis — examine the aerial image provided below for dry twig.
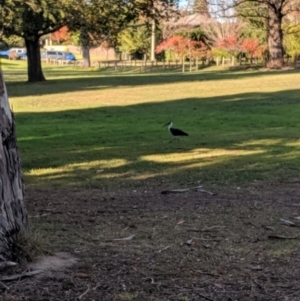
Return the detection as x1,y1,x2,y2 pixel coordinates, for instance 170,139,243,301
0,280,9,290
0,261,17,270
76,285,90,300
161,185,216,196
280,218,297,227
188,226,225,232
157,245,171,253
268,235,298,240
0,270,43,281
113,234,135,241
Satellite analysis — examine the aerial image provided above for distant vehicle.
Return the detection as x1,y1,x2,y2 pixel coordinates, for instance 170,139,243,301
19,52,27,60
0,48,26,59
64,52,76,61
41,50,76,61
0,50,9,58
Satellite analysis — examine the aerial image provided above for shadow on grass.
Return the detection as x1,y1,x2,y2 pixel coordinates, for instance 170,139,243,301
5,67,300,98
14,87,300,188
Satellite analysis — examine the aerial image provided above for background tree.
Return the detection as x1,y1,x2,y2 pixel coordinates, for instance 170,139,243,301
101,40,114,60
182,0,210,15
241,38,266,63
156,28,208,62
203,20,244,56
156,35,190,60
117,22,153,60
229,0,300,68
0,0,66,82
193,0,210,15
283,23,300,61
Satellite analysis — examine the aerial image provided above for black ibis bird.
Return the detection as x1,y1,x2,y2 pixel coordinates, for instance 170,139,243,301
163,122,188,142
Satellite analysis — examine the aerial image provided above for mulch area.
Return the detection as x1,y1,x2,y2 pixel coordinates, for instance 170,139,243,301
1,180,300,301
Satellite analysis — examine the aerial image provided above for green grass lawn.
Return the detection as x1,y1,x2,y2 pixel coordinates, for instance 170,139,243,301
2,60,300,189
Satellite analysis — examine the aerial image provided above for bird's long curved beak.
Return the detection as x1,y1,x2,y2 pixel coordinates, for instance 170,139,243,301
163,122,170,127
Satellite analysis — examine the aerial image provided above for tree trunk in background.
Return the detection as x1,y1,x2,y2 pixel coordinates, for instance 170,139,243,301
25,37,45,82
81,46,91,68
0,71,29,265
80,27,91,68
267,6,284,68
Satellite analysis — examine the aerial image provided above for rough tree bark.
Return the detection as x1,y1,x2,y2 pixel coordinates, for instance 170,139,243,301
267,5,284,68
0,71,30,266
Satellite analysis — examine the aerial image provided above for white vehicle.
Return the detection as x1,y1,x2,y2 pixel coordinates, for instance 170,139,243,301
9,48,26,55
0,48,26,60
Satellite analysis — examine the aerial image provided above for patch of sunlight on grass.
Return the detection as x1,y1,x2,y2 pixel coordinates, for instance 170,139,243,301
142,148,265,163
239,139,290,146
130,171,170,180
285,141,300,147
26,159,129,176
96,172,134,179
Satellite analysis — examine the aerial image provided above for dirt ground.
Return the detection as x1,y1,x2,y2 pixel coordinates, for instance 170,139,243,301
1,181,300,301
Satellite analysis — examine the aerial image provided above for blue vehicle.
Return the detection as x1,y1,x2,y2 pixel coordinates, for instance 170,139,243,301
64,52,76,61
0,50,10,58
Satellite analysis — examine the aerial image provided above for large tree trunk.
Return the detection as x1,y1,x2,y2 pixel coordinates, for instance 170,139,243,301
267,5,284,68
0,71,30,265
25,37,45,82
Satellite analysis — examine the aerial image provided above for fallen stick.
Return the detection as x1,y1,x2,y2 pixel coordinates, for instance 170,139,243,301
0,261,17,271
157,245,171,253
0,280,9,290
280,218,297,227
197,188,217,196
0,270,43,281
113,234,135,241
268,235,298,240
188,226,226,232
76,285,90,300
161,186,216,196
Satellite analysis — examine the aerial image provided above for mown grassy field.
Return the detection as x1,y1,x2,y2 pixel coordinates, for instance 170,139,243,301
3,60,300,301
2,60,300,189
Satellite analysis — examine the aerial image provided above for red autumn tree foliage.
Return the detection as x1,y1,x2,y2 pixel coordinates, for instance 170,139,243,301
216,35,241,53
156,35,208,60
241,38,265,58
156,36,189,59
51,26,71,44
